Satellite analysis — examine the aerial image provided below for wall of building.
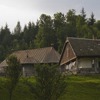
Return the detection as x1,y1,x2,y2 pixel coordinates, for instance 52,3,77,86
78,58,92,68
22,64,35,76
61,61,77,75
77,58,100,74
61,57,100,75
0,67,5,76
60,42,76,65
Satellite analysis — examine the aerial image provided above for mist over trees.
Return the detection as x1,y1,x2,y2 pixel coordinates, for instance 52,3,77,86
0,8,100,61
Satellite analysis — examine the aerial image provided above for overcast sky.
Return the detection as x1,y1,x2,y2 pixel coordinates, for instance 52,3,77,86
0,0,100,31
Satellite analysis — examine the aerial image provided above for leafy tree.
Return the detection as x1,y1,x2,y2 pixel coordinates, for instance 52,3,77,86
5,55,21,100
95,20,100,30
53,12,67,52
26,64,67,100
80,24,92,38
65,9,77,37
94,20,100,38
66,9,76,24
0,9,100,63
34,14,57,48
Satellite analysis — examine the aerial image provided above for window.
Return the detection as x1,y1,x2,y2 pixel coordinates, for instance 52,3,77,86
98,61,100,68
92,59,95,68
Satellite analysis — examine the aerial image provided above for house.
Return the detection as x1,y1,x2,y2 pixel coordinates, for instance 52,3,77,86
59,37,100,74
0,47,60,76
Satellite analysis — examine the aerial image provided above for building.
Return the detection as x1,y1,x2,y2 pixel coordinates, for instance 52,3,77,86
59,37,100,74
0,47,60,76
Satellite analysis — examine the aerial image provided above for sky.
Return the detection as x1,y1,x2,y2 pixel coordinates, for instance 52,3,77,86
0,0,100,31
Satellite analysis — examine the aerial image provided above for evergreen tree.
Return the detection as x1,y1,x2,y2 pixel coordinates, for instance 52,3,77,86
0,25,12,61
88,12,95,26
87,12,97,39
14,21,22,35
80,8,86,24
0,24,11,46
5,55,21,100
12,21,23,50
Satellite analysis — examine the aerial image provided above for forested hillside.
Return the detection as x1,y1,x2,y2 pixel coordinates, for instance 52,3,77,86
0,8,100,62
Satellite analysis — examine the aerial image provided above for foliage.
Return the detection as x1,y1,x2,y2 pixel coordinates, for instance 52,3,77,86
0,75,100,100
53,12,67,52
34,14,57,49
0,8,100,61
5,55,21,100
60,75,100,100
26,64,67,100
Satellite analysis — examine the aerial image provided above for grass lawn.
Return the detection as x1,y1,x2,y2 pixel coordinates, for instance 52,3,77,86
0,75,100,100
60,75,100,100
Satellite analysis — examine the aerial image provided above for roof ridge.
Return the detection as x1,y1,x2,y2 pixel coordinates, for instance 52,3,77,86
67,37,100,41
13,46,53,53
66,37,100,57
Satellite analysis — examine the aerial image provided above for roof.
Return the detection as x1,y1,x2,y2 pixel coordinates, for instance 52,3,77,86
0,47,60,67
67,37,100,57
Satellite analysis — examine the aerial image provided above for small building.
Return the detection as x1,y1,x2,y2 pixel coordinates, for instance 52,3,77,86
0,47,60,76
59,37,100,75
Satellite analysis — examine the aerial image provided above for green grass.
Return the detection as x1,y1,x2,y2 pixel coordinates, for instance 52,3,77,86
0,75,100,100
60,75,100,100
0,77,34,100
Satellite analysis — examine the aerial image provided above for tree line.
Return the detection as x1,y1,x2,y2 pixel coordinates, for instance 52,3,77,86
0,8,100,62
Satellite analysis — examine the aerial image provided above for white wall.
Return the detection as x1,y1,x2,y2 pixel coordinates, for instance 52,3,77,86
63,58,100,74
65,61,76,70
78,58,92,68
65,61,77,74
0,67,5,73
22,65,34,76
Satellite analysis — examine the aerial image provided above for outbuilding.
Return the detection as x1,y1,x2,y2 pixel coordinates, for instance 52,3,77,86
0,47,60,76
59,37,100,74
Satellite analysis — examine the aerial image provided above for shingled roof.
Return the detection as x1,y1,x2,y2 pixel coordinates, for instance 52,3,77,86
0,47,60,67
67,37,100,57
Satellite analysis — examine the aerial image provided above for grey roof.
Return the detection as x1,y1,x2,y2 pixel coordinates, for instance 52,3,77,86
0,47,60,67
67,37,100,57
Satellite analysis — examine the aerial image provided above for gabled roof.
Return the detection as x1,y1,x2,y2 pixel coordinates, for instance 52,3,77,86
0,47,60,67
59,37,100,65
66,37,100,57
